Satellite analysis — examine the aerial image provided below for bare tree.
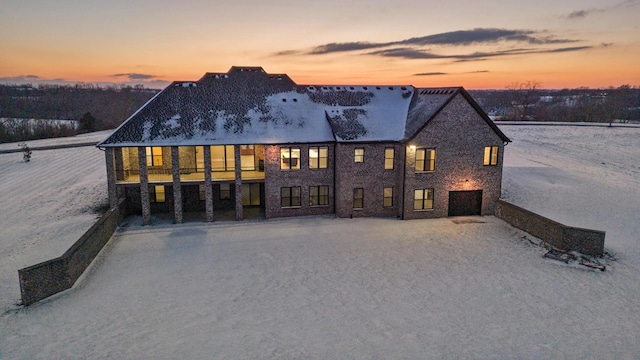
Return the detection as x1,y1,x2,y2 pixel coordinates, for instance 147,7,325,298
505,80,542,120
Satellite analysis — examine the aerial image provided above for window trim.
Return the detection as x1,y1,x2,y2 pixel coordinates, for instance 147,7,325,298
384,148,395,170
280,147,301,170
281,186,301,208
383,187,393,208
354,148,365,163
309,146,328,169
415,148,436,172
414,188,434,211
353,187,364,209
484,146,499,166
309,185,329,206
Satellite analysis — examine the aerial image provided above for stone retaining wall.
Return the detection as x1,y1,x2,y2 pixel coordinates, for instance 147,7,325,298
494,199,605,256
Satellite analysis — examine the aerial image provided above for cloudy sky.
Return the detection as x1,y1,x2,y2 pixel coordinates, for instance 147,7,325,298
1,0,639,89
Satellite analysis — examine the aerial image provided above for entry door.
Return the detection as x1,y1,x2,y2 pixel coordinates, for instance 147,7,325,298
448,190,482,216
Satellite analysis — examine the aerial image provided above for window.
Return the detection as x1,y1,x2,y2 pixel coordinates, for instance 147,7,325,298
353,188,364,209
219,183,231,200
414,188,434,210
484,146,499,166
199,184,206,201
309,146,328,169
281,147,301,170
310,185,329,206
211,145,235,171
383,187,393,207
384,148,394,170
145,147,163,167
354,148,364,163
242,183,261,206
149,185,165,203
415,148,435,172
240,145,255,171
281,187,301,207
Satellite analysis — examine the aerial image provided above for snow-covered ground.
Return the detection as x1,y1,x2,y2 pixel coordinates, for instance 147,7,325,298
1,125,639,359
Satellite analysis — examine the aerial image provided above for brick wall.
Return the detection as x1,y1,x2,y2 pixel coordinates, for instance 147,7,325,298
18,198,126,306
494,199,605,256
403,94,505,219
264,143,335,218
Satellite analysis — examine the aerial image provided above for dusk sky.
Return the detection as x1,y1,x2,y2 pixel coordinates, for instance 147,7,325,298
1,0,639,89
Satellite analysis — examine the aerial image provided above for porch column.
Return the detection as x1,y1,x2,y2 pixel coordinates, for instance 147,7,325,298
105,147,118,208
203,145,214,222
234,144,243,221
138,146,151,225
171,146,183,224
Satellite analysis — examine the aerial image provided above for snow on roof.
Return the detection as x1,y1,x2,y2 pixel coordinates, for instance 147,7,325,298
98,67,469,147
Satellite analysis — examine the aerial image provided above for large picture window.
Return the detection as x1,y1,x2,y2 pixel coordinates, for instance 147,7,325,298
281,147,301,170
415,148,435,172
414,188,434,210
309,146,328,169
484,146,499,166
210,145,235,171
146,147,163,167
310,185,329,206
281,186,301,207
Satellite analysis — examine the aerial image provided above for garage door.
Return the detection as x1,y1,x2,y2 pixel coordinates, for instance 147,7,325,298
448,190,482,216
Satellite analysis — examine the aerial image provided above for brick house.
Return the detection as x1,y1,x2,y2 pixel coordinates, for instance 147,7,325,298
97,66,510,224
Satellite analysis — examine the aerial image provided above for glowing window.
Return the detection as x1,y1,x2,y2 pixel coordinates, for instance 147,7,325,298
484,146,499,166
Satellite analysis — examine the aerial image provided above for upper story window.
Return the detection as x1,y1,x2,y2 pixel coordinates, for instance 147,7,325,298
309,146,328,169
415,148,435,172
146,147,163,167
211,145,235,171
281,147,301,170
484,146,499,166
354,148,365,163
384,148,394,170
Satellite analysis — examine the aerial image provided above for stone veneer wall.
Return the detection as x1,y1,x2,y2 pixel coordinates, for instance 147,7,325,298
334,143,404,218
494,199,605,256
403,94,505,220
18,198,127,306
264,143,335,218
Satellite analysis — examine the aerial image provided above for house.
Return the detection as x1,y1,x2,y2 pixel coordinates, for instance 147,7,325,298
97,66,510,224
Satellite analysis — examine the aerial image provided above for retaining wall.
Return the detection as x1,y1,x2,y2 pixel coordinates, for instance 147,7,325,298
18,198,126,306
494,199,605,256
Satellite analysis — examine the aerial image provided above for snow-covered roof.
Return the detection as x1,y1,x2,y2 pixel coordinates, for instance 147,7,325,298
98,66,506,147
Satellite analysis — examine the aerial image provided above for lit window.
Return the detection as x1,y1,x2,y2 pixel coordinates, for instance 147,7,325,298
309,146,328,169
484,146,499,166
354,148,364,163
353,188,364,209
219,183,231,200
414,188,434,210
384,148,394,170
149,185,165,203
211,145,235,171
383,187,393,207
281,147,301,170
415,148,435,172
281,186,301,207
310,185,329,206
240,145,256,171
145,147,163,167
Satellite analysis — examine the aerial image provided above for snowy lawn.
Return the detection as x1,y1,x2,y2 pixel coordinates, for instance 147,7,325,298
1,125,640,359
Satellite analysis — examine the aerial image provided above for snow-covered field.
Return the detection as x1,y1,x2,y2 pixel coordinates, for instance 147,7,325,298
1,125,639,359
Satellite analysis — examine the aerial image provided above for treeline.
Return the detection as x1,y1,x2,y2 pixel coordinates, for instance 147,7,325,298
0,118,78,144
0,83,158,143
470,84,640,123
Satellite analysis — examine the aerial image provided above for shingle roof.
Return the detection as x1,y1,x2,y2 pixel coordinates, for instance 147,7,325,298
98,66,508,147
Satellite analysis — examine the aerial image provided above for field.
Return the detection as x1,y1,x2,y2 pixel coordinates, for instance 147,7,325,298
1,125,639,359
